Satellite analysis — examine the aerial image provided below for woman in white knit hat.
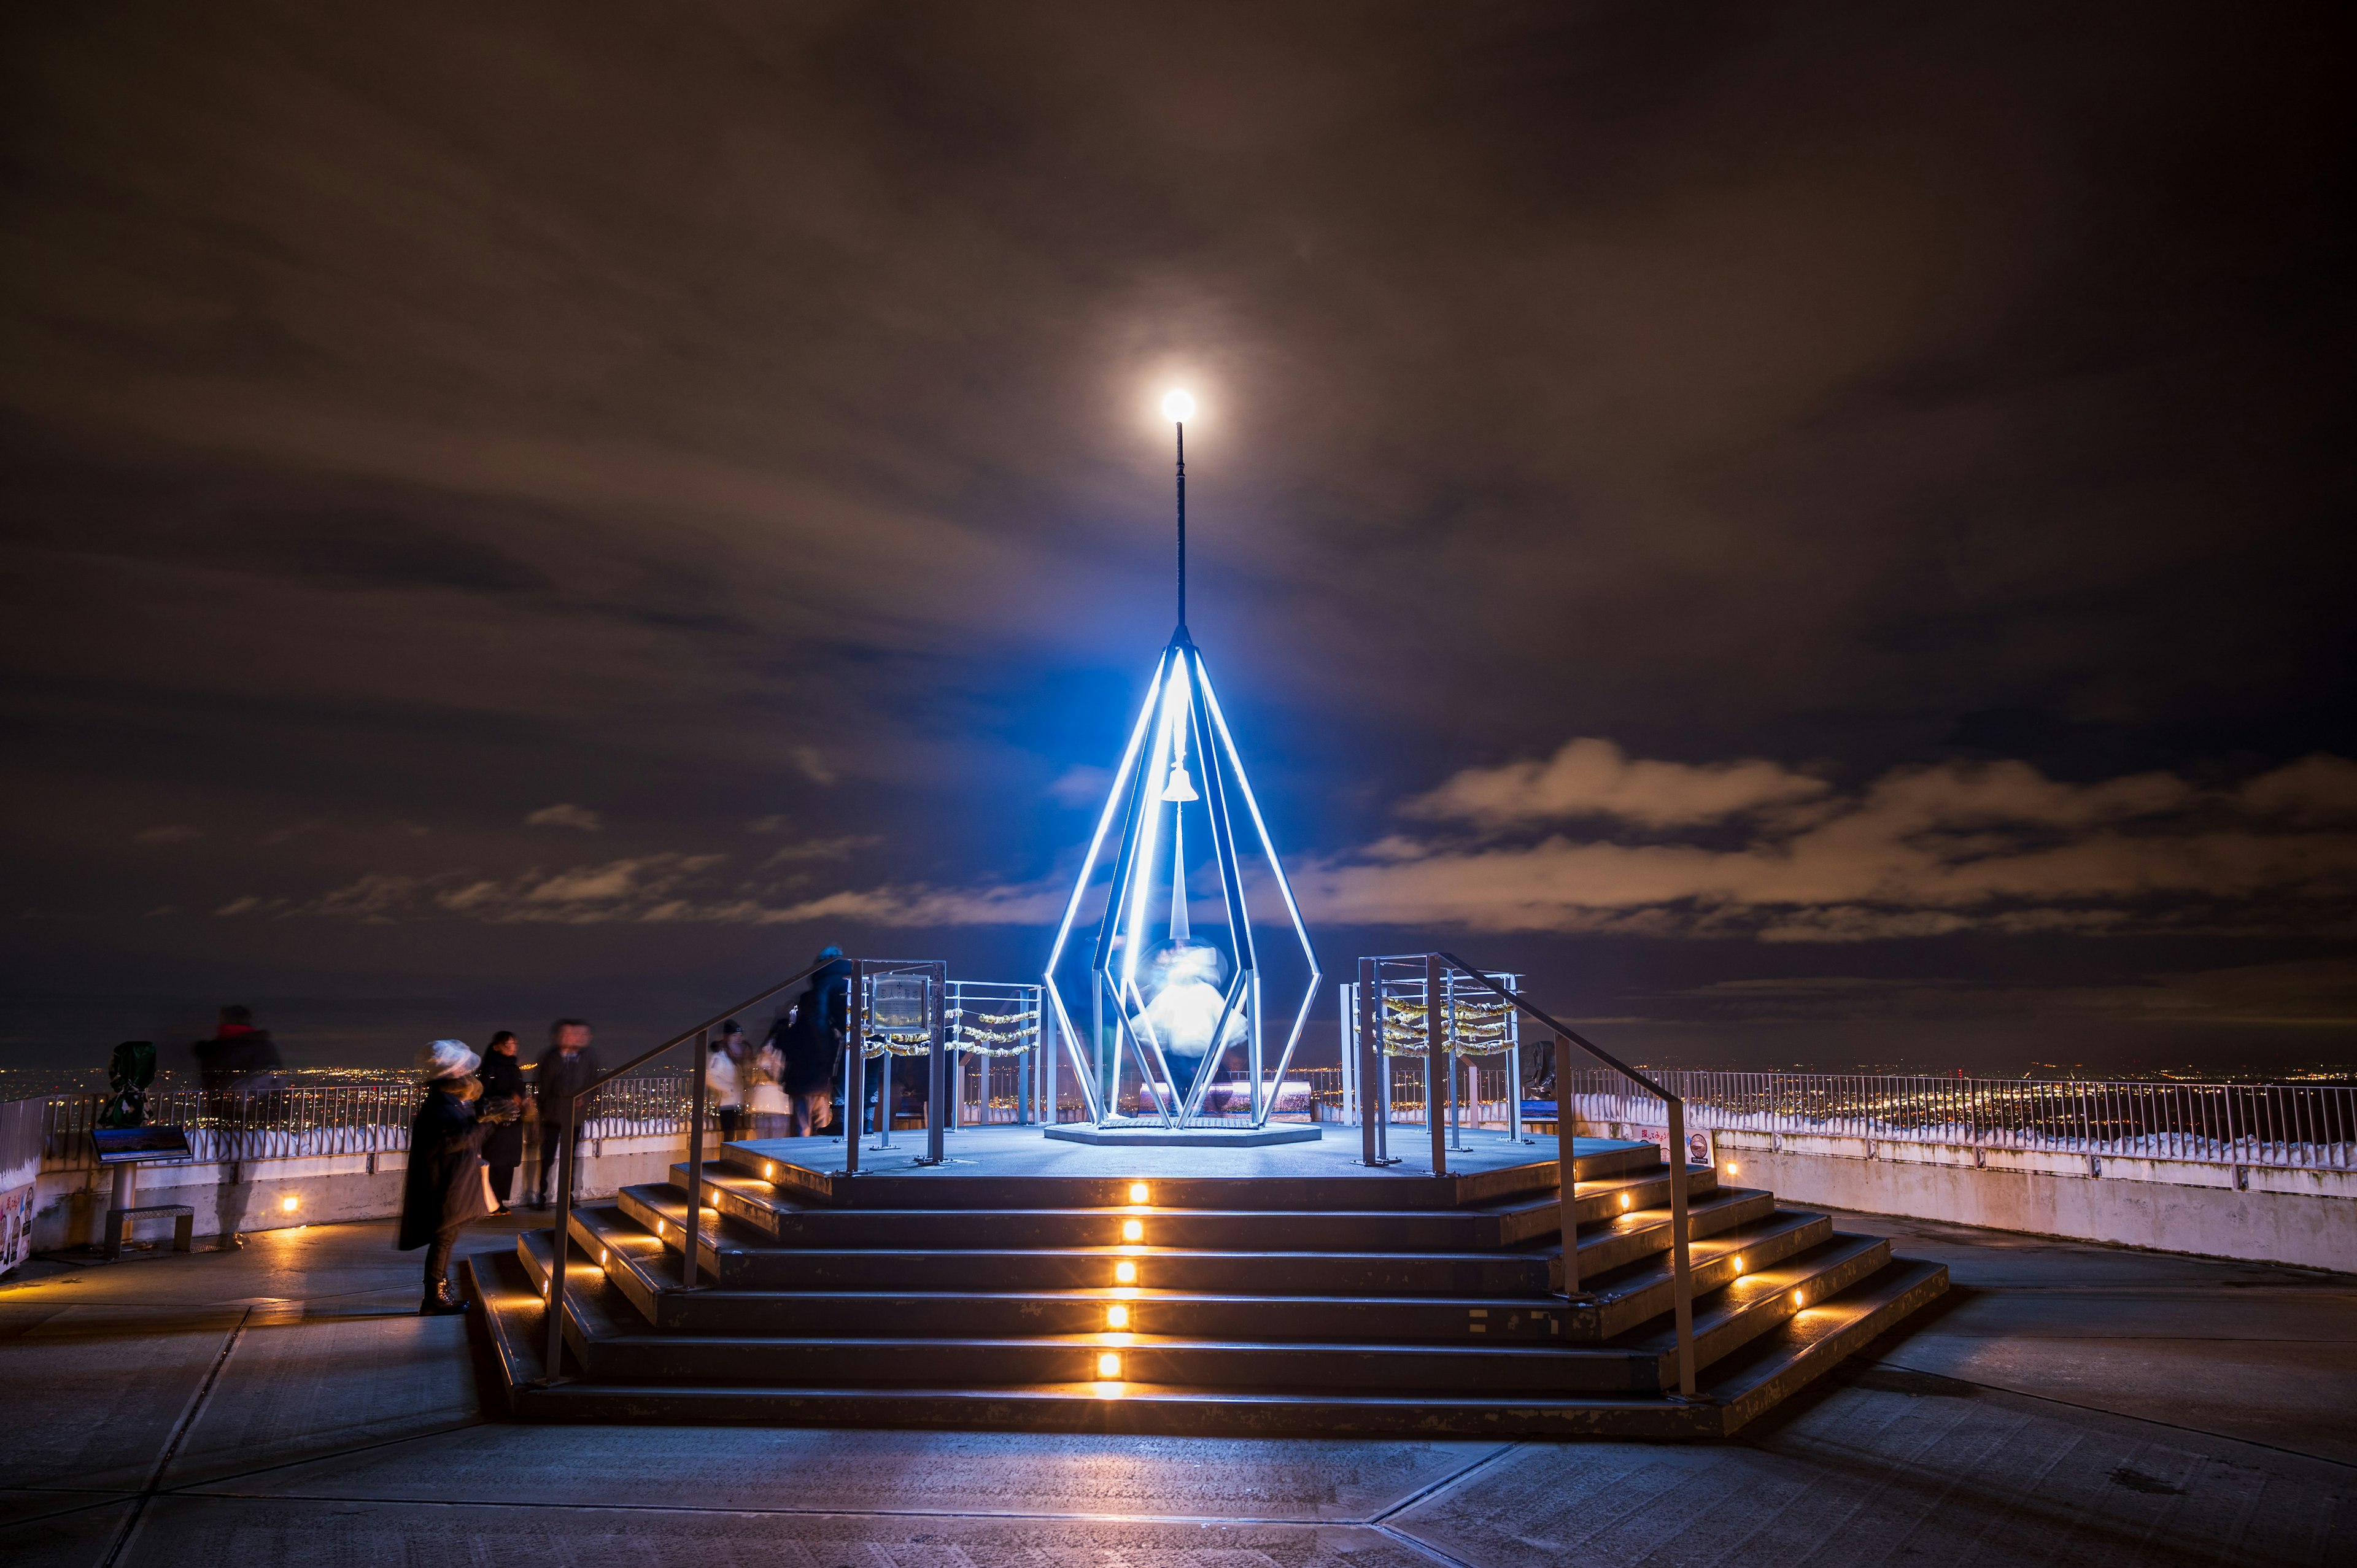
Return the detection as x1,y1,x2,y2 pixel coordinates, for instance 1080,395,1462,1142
398,1040,520,1314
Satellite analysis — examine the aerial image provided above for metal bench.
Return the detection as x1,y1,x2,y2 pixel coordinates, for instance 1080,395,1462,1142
90,1126,197,1259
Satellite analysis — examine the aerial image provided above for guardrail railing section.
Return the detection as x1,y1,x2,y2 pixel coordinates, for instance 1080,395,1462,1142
1337,958,1526,1154
1556,1072,2356,1172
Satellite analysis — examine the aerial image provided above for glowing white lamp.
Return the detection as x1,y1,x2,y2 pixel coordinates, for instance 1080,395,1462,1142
1161,389,1196,422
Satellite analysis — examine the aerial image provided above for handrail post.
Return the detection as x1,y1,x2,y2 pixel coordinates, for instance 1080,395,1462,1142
682,1026,706,1289
1555,1032,1579,1296
921,962,947,1165
544,1083,578,1380
1425,953,1447,1177
1666,1095,1696,1398
844,959,865,1175
1357,959,1381,1167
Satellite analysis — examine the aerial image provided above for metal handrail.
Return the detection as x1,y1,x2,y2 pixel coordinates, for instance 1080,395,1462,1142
541,958,830,1384
1435,951,1697,1400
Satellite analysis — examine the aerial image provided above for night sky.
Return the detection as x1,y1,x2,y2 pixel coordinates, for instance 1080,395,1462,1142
4,4,2351,1080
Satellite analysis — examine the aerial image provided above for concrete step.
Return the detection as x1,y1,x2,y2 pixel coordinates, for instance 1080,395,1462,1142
613,1181,1776,1297
525,1223,1896,1396
571,1199,1574,1343
466,1244,1950,1437
1567,1208,1833,1340
570,1199,1843,1350
667,1161,1719,1252
708,1139,1662,1210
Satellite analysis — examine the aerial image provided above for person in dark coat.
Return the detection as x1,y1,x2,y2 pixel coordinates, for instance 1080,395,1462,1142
399,1040,517,1315
780,947,851,1135
532,1018,602,1209
476,1031,528,1214
193,1004,285,1120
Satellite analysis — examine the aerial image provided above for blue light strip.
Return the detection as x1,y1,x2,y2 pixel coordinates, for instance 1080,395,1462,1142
1044,648,1172,977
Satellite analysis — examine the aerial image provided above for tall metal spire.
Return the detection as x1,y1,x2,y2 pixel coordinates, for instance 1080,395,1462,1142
1174,417,1187,639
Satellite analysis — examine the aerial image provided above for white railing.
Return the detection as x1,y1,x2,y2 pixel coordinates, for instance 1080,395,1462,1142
1557,1070,2357,1171
38,1072,700,1167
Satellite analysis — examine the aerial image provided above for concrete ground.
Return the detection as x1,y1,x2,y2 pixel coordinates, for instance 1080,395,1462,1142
0,1210,2348,1567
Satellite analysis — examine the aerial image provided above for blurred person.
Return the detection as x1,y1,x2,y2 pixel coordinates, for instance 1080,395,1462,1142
748,1030,791,1137
477,1031,528,1214
532,1018,602,1210
781,946,852,1136
398,1040,518,1315
705,1029,743,1143
192,1005,285,1119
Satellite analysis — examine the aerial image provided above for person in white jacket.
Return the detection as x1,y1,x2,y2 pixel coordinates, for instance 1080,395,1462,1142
705,1029,743,1143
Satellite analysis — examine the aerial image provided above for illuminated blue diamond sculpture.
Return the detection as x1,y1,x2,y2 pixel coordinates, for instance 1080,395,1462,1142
1043,630,1321,1129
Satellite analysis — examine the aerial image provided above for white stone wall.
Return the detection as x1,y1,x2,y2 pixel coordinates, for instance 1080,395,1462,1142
1580,1118,2357,1272
28,1127,694,1253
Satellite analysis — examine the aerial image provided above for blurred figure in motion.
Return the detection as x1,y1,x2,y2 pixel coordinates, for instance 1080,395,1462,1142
399,1040,517,1315
532,1019,602,1209
705,1027,743,1143
477,1030,528,1215
748,1025,791,1137
193,1005,285,1121
782,945,852,1137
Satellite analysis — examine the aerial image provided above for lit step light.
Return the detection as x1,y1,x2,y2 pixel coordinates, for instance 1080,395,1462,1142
1105,1304,1130,1329
1114,1261,1137,1284
1096,1351,1123,1378
1128,1181,1150,1204
1121,1219,1144,1242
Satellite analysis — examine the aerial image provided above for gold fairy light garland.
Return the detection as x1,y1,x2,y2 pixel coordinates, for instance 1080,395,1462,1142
1374,993,1520,1057
861,1010,1043,1058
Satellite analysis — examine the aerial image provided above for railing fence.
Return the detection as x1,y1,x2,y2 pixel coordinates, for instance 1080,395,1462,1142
1557,1070,2357,1171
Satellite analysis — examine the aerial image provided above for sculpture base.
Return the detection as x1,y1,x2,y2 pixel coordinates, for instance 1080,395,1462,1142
1042,1123,1323,1149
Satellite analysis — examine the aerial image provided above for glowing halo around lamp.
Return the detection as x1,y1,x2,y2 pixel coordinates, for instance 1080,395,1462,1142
1161,389,1196,422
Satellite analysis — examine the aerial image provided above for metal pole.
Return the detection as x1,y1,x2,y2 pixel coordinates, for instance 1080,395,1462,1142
544,1086,577,1380
923,966,946,1165
1666,1096,1696,1398
1358,961,1381,1166
1426,954,1447,1176
683,1027,706,1289
1043,996,1058,1124
1556,1033,1579,1296
1175,419,1186,633
843,960,864,1175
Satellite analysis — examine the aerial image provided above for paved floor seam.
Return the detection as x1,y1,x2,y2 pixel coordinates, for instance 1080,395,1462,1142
148,1491,1428,1526
157,1416,488,1494
1371,1521,1479,1567
1367,1440,1524,1524
0,1492,143,1531
1871,1356,2357,1470
97,1305,251,1568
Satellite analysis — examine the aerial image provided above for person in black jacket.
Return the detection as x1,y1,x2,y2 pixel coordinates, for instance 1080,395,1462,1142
531,1019,602,1209
781,947,851,1135
476,1032,528,1214
399,1040,517,1315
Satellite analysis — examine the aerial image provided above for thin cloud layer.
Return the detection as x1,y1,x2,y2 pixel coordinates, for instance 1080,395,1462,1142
1403,738,1831,829
1301,749,2357,940
236,747,2357,945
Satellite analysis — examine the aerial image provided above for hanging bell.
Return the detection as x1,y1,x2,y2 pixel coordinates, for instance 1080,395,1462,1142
1161,763,1199,802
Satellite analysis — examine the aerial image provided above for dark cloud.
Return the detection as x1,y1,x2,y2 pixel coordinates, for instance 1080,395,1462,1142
0,1,2350,1075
